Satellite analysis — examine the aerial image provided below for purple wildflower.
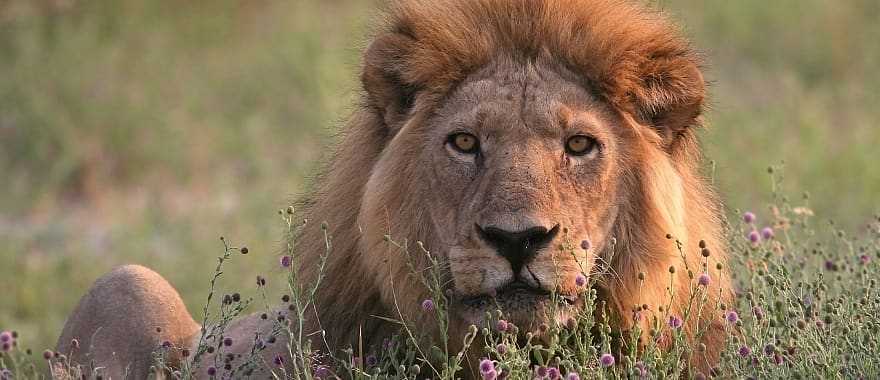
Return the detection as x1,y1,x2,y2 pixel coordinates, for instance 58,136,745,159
726,311,739,324
763,343,775,356
161,340,172,349
536,366,549,378
366,354,378,367
1,342,10,352
207,366,217,376
739,346,752,357
635,361,647,378
496,343,507,355
479,359,495,374
315,365,332,379
421,299,435,312
860,255,871,265
668,315,683,329
698,273,711,286
496,319,509,332
547,367,560,379
42,350,53,360
773,353,784,365
280,255,292,268
580,240,591,250
223,337,233,347
761,227,774,240
825,260,837,271
575,273,587,288
483,370,498,380
748,230,761,244
566,372,581,380
753,306,765,320
0,331,10,343
743,211,756,224
600,353,615,367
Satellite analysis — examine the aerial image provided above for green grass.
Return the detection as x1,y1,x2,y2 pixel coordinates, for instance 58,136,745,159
0,0,878,366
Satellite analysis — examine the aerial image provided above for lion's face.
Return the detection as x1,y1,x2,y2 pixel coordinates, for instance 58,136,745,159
413,59,626,332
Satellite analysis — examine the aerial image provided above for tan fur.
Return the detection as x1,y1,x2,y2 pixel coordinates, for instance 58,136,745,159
58,0,729,377
56,265,199,378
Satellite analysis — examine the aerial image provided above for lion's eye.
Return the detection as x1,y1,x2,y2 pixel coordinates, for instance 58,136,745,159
565,135,597,156
448,133,479,154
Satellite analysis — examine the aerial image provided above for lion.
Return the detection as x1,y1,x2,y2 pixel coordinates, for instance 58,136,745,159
57,0,730,377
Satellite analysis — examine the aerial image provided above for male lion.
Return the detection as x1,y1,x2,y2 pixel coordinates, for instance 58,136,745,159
58,0,730,377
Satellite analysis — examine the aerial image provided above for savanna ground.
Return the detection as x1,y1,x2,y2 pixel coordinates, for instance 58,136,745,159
1,0,879,378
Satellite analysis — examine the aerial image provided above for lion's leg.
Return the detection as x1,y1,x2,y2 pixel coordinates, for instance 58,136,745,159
57,265,200,378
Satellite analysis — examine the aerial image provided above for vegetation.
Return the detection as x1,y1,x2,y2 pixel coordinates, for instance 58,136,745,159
0,0,878,378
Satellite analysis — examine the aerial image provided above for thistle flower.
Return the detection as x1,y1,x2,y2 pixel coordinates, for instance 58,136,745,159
536,366,549,378
207,366,217,376
860,255,871,265
748,230,760,244
547,367,560,379
280,255,292,268
753,306,765,320
421,299,435,312
315,366,332,379
566,372,581,380
496,319,509,332
726,311,739,323
42,350,53,360
760,227,774,240
698,273,711,286
479,359,495,375
496,343,507,355
599,353,615,367
743,211,756,224
739,346,752,357
366,354,378,367
575,273,587,288
482,370,498,380
223,337,233,347
0,331,11,343
668,315,683,329
580,240,591,250
763,343,775,356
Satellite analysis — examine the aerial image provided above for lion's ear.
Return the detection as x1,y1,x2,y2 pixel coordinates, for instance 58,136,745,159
361,32,420,132
632,59,706,146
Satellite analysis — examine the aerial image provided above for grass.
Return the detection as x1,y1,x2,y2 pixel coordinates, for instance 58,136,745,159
0,0,878,375
3,170,879,379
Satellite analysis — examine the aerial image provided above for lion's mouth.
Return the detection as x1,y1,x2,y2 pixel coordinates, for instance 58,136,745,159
459,280,578,310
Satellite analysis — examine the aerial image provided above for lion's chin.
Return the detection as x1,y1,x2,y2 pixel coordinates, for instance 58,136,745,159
452,282,582,335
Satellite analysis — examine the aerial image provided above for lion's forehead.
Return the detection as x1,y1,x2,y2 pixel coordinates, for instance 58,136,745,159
436,59,606,136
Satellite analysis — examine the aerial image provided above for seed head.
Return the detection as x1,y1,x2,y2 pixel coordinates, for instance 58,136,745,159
239,246,249,254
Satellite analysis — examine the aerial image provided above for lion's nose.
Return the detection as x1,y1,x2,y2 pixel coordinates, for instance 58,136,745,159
476,223,560,274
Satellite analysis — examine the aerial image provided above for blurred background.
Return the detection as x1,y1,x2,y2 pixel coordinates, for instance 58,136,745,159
1,0,878,353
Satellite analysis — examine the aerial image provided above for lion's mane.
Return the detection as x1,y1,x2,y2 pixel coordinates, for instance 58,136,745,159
295,0,730,365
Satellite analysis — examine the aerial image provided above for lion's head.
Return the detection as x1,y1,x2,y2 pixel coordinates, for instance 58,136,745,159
297,0,729,363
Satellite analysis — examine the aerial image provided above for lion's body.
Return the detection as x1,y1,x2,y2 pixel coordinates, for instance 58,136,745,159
58,0,730,377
